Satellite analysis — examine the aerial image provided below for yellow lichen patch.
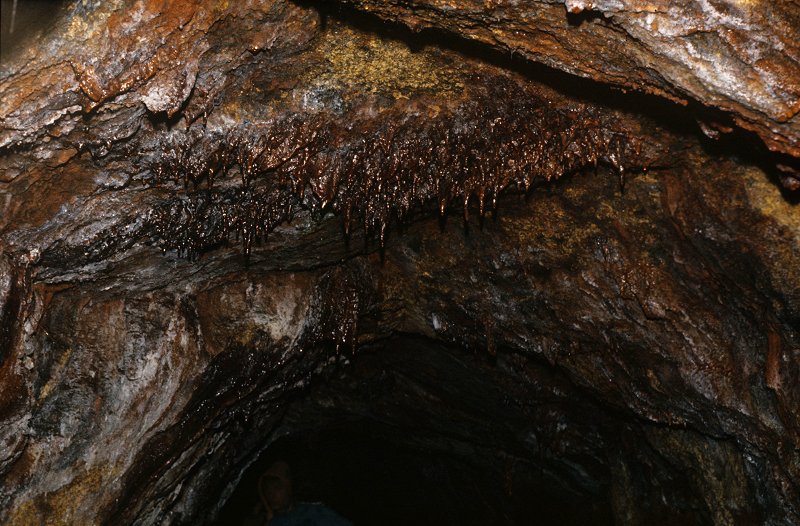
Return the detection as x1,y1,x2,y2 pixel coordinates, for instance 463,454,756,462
309,24,464,99
66,16,89,40
728,0,760,6
501,194,603,257
7,466,113,526
220,100,244,123
743,166,800,297
65,0,125,42
744,167,800,241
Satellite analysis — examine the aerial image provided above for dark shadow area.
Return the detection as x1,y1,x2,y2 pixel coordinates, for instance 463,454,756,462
210,336,710,526
566,9,607,26
0,0,68,64
215,420,614,526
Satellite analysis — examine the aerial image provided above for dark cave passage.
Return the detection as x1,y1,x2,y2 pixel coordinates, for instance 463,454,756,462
210,337,709,526
214,420,612,526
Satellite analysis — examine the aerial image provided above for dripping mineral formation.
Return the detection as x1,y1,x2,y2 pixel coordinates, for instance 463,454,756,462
145,78,644,256
0,1,799,525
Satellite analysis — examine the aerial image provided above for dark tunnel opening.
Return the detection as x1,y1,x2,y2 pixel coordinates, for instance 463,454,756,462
214,420,613,526
210,336,712,526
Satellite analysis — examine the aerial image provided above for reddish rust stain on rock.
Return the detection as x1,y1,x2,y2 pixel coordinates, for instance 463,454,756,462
766,330,782,391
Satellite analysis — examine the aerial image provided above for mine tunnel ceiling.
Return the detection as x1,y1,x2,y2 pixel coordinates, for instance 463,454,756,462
0,1,799,525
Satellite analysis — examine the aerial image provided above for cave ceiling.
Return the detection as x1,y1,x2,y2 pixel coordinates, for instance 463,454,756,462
0,1,799,525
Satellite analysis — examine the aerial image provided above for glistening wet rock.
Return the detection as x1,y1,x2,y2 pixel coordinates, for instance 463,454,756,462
0,1,798,525
332,0,800,160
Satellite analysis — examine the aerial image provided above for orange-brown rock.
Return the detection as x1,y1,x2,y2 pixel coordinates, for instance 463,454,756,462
1,1,798,525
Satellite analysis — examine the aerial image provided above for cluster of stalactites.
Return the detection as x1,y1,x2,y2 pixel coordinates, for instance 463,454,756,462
146,79,642,257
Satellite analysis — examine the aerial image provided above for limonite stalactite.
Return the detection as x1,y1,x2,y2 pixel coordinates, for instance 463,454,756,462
145,77,645,258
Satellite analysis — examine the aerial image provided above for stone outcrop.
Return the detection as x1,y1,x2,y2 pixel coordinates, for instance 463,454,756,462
337,0,800,160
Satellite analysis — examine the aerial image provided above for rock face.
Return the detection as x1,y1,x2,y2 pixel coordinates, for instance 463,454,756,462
337,0,800,160
0,1,798,525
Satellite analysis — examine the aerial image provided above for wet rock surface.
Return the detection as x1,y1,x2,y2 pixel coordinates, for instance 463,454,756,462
0,1,799,525
336,0,800,160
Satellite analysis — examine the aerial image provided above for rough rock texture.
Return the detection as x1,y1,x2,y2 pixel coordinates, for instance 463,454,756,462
337,0,800,160
0,1,799,525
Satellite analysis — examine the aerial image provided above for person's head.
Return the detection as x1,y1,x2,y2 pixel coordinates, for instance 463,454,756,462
259,461,294,514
